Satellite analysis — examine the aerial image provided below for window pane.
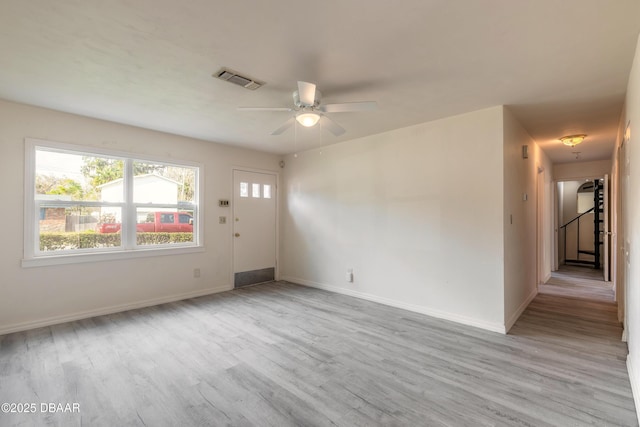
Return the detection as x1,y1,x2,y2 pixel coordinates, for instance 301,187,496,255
240,182,249,197
40,205,122,252
252,183,260,198
36,149,124,202
263,184,271,199
135,208,194,246
29,140,200,260
133,161,196,204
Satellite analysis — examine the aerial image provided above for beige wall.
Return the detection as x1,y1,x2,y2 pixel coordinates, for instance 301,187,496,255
0,100,280,334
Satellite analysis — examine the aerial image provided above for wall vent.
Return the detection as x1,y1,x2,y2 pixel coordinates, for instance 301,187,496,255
214,68,263,90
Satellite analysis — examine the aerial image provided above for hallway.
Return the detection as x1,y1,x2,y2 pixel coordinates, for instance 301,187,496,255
522,265,634,423
509,289,634,425
539,265,614,302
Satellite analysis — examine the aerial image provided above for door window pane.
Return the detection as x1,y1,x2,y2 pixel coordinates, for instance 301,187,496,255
263,184,272,199
252,183,260,198
240,182,249,198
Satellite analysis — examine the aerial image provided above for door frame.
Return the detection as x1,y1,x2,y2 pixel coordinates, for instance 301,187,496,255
230,166,280,287
552,175,608,281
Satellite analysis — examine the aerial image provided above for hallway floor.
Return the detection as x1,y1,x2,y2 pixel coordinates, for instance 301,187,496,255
539,265,614,302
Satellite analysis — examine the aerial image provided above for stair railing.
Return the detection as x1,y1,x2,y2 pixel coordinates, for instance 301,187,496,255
560,207,594,264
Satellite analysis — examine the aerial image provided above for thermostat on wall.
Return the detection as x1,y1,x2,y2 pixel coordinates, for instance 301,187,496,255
219,199,230,207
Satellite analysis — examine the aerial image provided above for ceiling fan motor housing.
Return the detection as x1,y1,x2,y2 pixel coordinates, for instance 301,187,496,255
293,89,321,108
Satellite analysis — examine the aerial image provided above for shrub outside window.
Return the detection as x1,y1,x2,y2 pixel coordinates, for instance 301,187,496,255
25,139,201,264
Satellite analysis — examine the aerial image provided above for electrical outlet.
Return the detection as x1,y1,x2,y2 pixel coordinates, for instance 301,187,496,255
219,216,226,224
193,268,201,278
346,269,354,283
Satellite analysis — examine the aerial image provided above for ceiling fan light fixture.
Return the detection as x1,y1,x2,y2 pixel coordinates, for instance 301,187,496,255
296,112,320,127
560,134,587,147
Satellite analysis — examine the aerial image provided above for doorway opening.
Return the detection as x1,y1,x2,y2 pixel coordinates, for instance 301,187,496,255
541,176,613,302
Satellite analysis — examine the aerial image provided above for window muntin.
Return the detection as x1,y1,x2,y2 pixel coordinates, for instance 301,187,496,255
27,140,200,260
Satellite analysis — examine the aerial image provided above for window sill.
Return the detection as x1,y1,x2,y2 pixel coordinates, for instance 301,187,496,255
22,245,206,268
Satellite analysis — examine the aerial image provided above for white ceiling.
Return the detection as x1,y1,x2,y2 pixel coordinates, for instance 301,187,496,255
1,1,639,161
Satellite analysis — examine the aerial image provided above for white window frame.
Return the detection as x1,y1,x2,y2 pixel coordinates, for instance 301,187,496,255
23,138,204,267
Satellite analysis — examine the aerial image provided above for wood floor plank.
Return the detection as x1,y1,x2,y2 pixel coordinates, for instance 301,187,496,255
0,281,636,426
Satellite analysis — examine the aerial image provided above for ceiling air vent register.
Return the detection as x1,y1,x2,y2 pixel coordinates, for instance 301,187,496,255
214,68,263,90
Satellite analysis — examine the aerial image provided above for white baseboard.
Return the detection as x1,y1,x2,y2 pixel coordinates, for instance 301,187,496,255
627,356,640,426
283,276,506,334
0,284,233,336
505,287,538,333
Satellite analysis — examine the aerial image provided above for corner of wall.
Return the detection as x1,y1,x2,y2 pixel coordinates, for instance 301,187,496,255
501,107,539,330
622,29,640,426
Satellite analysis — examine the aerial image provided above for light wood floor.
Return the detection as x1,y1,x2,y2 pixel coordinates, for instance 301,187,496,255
539,265,615,302
0,282,636,426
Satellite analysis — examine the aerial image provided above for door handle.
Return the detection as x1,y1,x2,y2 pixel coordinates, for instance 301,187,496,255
235,233,240,237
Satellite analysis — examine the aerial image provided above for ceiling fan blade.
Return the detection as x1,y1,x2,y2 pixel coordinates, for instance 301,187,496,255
271,117,295,135
320,116,346,137
238,107,293,112
298,81,317,106
320,101,377,113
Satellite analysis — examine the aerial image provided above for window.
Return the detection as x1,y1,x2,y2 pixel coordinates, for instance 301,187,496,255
24,139,201,265
160,214,174,224
263,184,272,199
577,181,595,214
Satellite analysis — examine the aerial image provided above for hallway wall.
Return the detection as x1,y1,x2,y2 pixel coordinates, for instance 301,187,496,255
553,160,611,181
503,108,552,331
620,32,640,423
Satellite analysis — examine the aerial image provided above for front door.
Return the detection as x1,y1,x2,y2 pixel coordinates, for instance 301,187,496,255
232,169,277,288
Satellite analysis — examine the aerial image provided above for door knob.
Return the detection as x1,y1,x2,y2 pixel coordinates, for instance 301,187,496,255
235,233,240,237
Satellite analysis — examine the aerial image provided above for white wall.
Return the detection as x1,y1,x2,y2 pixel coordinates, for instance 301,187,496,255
0,100,280,334
622,33,640,423
553,160,611,181
280,106,507,332
502,108,550,331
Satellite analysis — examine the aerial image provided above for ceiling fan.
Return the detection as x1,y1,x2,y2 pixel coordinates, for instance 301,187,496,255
238,81,377,136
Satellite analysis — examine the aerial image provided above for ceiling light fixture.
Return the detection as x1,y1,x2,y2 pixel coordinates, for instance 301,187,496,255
560,134,587,147
296,112,320,127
